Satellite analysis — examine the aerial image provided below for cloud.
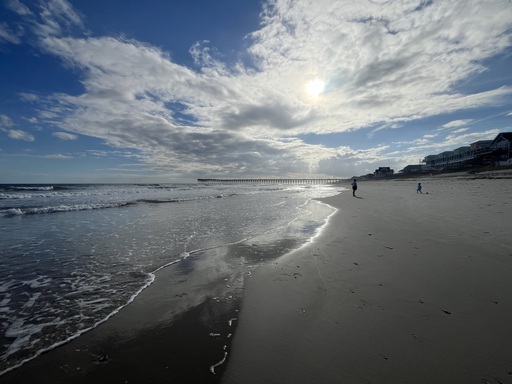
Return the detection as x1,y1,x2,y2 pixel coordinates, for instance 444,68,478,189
52,131,78,140
86,150,109,157
0,22,23,44
1,115,36,142
7,129,35,141
35,0,84,38
0,115,14,127
403,128,501,155
5,0,32,16
19,93,40,101
24,117,38,124
44,153,72,159
11,0,512,177
444,129,500,145
440,119,473,129
451,128,469,134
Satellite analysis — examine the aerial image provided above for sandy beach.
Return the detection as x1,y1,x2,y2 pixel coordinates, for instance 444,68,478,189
223,176,512,384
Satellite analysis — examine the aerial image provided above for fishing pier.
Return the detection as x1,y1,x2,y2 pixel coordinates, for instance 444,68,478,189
197,178,345,185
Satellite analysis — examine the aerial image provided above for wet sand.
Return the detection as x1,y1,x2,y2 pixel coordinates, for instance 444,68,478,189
0,244,252,384
1,217,310,384
223,177,512,384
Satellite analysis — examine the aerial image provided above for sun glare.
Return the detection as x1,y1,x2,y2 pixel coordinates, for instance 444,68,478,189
307,79,325,97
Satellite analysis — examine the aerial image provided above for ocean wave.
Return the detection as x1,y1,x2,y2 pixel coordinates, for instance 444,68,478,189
1,193,241,217
0,189,148,200
137,193,236,204
0,186,54,191
0,184,175,200
0,208,24,217
0,272,156,377
0,255,192,376
0,202,133,217
0,193,57,199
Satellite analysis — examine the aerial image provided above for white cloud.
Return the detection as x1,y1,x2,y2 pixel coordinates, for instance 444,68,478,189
24,117,38,123
86,150,109,157
0,22,23,44
0,115,14,127
7,129,35,141
451,128,469,134
5,0,32,16
44,153,72,159
19,93,40,101
35,0,84,38
52,131,78,140
440,119,473,129
405,129,501,155
14,0,512,177
444,129,500,145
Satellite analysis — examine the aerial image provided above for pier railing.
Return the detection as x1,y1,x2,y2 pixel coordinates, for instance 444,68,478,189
197,178,345,184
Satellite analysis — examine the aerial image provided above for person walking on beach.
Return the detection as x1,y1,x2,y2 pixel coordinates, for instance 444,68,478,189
417,182,422,193
351,179,358,197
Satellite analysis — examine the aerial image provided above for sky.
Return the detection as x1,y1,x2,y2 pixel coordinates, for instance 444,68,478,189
1,0,512,183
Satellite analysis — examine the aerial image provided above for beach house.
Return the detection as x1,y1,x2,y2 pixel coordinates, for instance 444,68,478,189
399,164,423,174
491,132,512,165
374,167,394,177
399,164,435,174
422,132,512,170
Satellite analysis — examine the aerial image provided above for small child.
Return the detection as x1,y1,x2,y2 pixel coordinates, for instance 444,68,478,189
417,182,422,193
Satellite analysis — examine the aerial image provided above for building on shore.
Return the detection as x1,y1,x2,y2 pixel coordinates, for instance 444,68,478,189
374,167,394,177
420,132,512,171
399,164,434,174
491,132,512,164
423,146,472,170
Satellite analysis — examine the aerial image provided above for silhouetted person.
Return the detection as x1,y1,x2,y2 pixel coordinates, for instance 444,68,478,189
417,182,422,193
351,179,357,197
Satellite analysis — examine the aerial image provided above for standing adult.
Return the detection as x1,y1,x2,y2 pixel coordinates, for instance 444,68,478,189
351,179,358,197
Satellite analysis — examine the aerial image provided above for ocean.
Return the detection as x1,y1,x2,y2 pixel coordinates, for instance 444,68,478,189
0,182,342,376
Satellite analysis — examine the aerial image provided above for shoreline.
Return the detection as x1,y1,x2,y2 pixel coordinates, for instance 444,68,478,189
0,194,336,383
0,247,243,383
222,178,512,383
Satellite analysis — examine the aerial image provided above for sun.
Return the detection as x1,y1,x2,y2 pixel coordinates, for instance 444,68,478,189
306,79,325,97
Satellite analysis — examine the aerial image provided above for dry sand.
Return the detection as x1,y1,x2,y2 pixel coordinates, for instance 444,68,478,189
222,177,512,384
